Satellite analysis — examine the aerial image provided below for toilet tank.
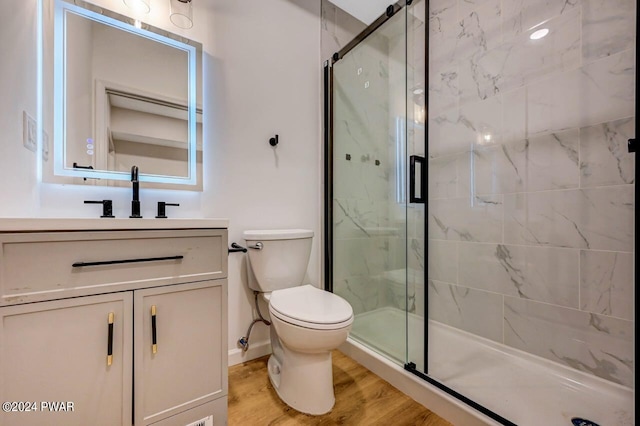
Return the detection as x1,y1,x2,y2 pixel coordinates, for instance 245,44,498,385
243,229,313,292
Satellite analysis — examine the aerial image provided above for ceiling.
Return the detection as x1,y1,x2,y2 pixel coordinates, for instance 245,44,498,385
326,0,391,25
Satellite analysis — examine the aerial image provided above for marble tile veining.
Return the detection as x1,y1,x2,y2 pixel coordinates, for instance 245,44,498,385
456,0,502,61
504,297,633,388
503,49,635,139
429,0,457,36
580,117,635,188
580,250,634,321
334,276,382,316
458,8,581,105
502,0,581,40
459,243,579,307
504,186,634,251
429,95,502,156
429,195,503,243
429,280,504,342
429,62,459,115
333,236,392,281
472,128,580,194
582,0,636,64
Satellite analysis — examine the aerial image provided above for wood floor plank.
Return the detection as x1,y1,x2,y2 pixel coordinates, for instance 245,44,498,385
228,350,453,426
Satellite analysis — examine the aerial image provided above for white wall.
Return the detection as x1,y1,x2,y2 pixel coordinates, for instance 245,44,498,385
0,0,40,215
0,0,322,364
202,0,322,362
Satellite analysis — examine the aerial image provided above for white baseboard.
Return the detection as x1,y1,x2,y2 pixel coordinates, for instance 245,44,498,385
228,340,272,367
339,338,498,426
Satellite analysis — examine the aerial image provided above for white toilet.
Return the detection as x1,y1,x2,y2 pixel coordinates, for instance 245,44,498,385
243,229,353,415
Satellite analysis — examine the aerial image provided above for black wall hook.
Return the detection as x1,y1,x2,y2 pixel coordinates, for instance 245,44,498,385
269,134,279,147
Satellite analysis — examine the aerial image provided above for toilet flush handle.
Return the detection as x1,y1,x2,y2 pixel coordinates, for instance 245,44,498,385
248,242,263,250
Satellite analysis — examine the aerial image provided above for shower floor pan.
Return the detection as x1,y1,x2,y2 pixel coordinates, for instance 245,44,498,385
350,307,633,426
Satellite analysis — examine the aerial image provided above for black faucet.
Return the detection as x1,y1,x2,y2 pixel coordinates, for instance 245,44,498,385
130,165,142,218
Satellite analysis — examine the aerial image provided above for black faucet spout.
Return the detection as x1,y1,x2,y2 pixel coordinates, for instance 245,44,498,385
130,165,142,218
131,165,139,201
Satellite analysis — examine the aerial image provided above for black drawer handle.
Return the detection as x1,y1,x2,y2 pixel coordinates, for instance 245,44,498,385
151,305,158,354
107,312,114,366
72,255,184,268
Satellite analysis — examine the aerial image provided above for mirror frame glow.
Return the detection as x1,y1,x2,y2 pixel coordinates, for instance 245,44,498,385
53,0,199,185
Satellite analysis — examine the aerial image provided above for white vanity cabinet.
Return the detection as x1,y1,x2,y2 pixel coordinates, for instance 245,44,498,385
134,281,226,426
1,292,133,426
0,223,228,426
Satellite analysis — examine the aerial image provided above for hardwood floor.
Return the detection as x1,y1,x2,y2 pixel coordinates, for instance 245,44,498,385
228,350,453,426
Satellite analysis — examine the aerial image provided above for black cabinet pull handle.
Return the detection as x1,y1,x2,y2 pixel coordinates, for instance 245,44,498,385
409,155,426,204
107,312,114,366
151,305,158,354
72,255,184,268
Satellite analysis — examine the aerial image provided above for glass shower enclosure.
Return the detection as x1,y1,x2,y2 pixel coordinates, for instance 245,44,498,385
325,0,636,425
327,1,422,366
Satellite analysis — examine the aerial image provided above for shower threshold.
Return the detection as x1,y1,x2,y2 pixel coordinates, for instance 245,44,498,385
350,307,633,426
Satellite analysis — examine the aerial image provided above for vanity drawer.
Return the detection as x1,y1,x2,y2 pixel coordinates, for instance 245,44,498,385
0,229,227,305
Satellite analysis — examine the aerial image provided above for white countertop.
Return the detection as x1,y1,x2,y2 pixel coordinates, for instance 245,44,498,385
0,218,229,232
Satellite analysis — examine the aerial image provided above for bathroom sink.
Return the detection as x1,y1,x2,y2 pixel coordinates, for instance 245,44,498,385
0,218,229,232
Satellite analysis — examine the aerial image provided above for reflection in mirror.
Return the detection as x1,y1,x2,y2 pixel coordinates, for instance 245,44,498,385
48,0,202,189
103,88,202,178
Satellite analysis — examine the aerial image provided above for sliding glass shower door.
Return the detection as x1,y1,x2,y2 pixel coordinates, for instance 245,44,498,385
329,3,420,365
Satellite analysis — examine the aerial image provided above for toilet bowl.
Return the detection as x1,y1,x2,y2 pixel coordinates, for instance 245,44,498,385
243,229,353,415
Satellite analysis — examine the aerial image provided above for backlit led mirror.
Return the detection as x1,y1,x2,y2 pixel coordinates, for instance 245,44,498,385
48,0,203,188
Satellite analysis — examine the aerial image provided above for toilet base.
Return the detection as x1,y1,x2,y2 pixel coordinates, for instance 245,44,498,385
267,342,336,415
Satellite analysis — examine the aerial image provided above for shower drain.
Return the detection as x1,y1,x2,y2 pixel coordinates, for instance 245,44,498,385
571,418,600,426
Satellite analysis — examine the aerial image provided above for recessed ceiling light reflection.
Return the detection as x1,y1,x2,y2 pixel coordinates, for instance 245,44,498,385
530,28,549,40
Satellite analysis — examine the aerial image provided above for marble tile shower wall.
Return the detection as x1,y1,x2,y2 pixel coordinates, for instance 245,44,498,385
427,0,635,387
330,22,401,315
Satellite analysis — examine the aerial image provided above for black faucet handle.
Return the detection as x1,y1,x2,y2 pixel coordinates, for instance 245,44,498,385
156,202,180,219
84,200,115,218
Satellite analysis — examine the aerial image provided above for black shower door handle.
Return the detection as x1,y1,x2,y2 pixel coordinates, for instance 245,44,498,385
410,155,426,204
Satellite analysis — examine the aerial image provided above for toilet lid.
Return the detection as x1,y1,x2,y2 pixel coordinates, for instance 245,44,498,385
269,285,353,325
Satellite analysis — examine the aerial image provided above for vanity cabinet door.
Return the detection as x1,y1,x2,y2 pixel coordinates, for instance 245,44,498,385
0,293,133,426
134,280,227,426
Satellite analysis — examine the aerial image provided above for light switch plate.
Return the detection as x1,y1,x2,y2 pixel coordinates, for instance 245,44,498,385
42,130,50,161
22,111,37,153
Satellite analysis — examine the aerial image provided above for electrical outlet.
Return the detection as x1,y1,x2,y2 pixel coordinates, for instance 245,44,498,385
22,111,37,153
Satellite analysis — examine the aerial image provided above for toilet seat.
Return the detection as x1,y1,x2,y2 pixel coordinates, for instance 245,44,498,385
269,285,353,330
